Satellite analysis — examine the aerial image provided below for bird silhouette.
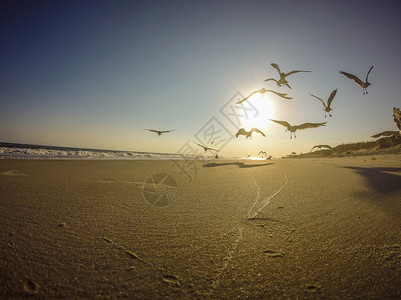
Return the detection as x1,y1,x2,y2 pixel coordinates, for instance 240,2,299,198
310,144,335,153
371,107,401,138
309,89,338,117
258,150,267,156
194,142,219,152
270,119,326,139
143,128,176,136
339,65,373,95
264,63,311,89
235,127,266,139
236,88,292,104
371,131,400,138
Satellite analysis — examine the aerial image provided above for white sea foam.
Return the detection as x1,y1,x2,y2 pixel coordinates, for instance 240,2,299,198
0,144,212,160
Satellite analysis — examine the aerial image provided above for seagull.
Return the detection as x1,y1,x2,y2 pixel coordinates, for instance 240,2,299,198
371,131,400,138
143,128,176,136
264,63,311,89
236,88,292,104
309,89,338,117
270,119,327,139
258,150,267,156
339,65,373,95
194,142,219,152
235,127,266,139
310,144,335,153
371,107,401,138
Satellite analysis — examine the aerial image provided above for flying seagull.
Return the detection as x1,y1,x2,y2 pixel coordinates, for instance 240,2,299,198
339,65,373,95
270,119,327,139
258,150,267,156
143,128,176,136
235,127,266,139
371,131,400,138
310,144,335,153
236,88,292,104
194,142,219,152
371,107,401,138
264,63,311,89
309,89,338,117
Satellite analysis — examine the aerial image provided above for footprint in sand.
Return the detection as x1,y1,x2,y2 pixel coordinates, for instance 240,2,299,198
306,285,321,293
263,250,284,258
162,275,181,287
23,280,39,295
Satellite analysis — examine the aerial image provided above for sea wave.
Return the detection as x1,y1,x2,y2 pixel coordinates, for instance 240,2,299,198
0,142,206,160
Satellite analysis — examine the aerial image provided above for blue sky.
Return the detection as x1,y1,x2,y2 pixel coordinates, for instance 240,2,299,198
1,0,401,157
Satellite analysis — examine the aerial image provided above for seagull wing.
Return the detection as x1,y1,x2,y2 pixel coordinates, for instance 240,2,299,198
339,71,364,85
264,78,279,83
143,128,158,133
310,144,334,153
309,93,326,108
365,65,374,82
310,145,318,153
267,89,293,100
236,90,258,104
323,144,335,150
297,122,327,130
318,144,334,151
235,128,248,137
270,119,291,129
205,146,219,152
327,89,337,108
194,142,206,150
160,129,176,133
270,63,282,75
371,131,399,138
251,127,266,137
284,70,311,77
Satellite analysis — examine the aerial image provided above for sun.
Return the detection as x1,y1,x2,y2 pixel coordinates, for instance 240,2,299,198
242,93,275,130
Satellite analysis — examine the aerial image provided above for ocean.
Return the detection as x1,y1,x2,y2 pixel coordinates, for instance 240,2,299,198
0,142,197,160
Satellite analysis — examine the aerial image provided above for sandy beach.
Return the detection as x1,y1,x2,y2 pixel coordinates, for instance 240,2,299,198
1,156,401,298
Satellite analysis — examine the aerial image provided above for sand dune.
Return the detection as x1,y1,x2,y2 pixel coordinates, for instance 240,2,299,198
1,157,401,298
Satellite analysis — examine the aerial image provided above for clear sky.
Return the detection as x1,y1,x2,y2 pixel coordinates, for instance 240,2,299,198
1,0,401,157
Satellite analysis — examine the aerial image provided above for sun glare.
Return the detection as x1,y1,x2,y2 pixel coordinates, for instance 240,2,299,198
242,93,275,130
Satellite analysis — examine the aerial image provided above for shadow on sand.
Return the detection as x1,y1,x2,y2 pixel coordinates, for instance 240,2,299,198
203,162,273,169
344,166,401,195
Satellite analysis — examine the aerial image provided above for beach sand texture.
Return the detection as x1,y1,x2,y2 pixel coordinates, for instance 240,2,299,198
1,157,401,298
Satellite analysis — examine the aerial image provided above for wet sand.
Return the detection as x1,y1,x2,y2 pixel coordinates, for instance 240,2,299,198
1,157,401,298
